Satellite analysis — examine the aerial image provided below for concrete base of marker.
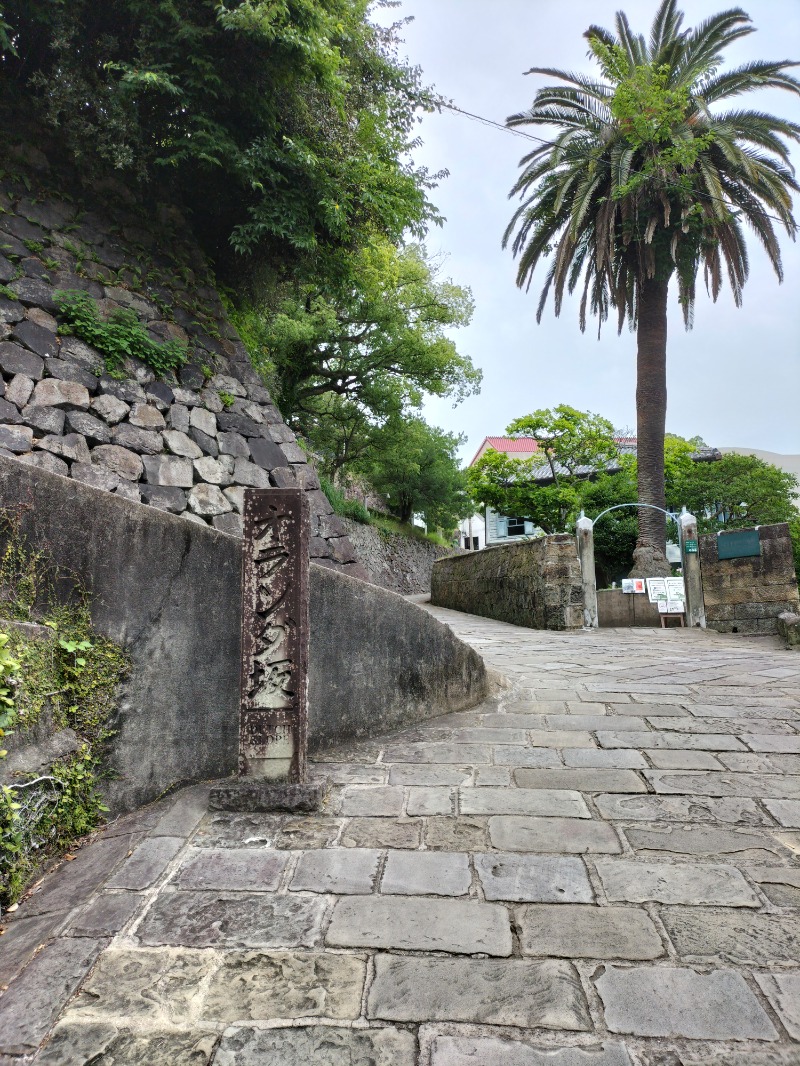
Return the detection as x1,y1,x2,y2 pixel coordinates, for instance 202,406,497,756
209,779,328,814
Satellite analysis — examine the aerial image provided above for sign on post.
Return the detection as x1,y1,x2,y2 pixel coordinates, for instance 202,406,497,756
240,488,310,783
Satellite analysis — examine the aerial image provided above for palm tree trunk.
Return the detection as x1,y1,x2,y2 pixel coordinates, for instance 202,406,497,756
635,275,669,553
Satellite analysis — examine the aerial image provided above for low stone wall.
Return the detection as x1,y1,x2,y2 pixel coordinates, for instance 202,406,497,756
699,523,800,635
341,516,461,594
431,535,583,631
598,589,662,628
0,456,487,811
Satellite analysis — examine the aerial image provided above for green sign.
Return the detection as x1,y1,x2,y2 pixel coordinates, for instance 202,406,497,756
717,528,761,560
684,539,698,553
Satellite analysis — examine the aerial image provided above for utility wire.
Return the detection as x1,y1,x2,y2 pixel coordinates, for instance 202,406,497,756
438,100,795,228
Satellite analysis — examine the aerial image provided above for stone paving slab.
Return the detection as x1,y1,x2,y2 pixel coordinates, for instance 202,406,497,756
175,847,289,890
213,1025,417,1066
63,890,144,937
594,965,778,1040
326,896,512,954
763,799,800,827
489,816,621,854
562,749,648,769
460,787,590,817
515,903,664,959
593,793,770,824
599,732,746,751
388,765,472,786
660,907,800,964
337,785,405,816
36,1024,219,1065
754,973,800,1040
290,848,381,893
643,771,800,798
513,768,647,793
428,1036,635,1066
0,936,106,1055
594,859,760,907
137,891,327,948
381,850,471,896
368,955,591,1029
474,853,594,902
621,825,793,862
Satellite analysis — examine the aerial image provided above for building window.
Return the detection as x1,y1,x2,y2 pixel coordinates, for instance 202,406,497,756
507,517,527,537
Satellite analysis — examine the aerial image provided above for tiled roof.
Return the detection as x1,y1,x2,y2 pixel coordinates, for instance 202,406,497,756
470,434,638,467
485,436,540,452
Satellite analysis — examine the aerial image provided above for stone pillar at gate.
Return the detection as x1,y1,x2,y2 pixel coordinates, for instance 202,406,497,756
576,512,599,629
240,487,310,783
679,508,706,629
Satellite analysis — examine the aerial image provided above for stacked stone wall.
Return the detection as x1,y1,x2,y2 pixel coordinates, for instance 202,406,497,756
699,523,800,635
0,149,366,578
341,517,462,594
430,536,584,631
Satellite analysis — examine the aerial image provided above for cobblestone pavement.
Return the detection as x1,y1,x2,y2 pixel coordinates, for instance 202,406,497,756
1,607,800,1065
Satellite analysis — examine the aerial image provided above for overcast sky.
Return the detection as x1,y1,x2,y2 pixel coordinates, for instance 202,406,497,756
383,0,800,461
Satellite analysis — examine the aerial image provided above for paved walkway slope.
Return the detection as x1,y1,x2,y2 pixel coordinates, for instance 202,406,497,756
1,607,799,1065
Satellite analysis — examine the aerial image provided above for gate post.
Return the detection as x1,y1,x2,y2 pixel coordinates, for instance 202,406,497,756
679,508,706,629
576,512,598,629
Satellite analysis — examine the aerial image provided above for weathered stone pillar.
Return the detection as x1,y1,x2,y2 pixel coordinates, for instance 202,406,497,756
240,487,310,782
679,508,706,629
576,513,598,629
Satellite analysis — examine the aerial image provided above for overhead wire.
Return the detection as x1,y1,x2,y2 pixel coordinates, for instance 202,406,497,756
437,100,796,228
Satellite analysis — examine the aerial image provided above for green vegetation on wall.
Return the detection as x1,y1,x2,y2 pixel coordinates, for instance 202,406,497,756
0,512,129,907
54,289,189,379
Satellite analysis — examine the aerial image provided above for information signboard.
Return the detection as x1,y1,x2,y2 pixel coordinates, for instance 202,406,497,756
717,528,760,560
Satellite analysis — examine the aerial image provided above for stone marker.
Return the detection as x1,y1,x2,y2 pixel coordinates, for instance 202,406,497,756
239,488,309,782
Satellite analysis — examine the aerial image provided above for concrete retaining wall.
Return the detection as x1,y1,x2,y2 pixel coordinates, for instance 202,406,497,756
597,589,662,627
431,535,584,631
699,523,800,635
0,456,487,811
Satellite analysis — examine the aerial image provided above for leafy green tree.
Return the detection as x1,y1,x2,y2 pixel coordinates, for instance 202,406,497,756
467,406,618,533
669,452,799,531
0,1,440,285
364,416,470,531
503,0,800,557
243,239,479,428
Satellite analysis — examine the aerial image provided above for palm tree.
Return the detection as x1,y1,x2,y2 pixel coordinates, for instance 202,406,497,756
503,0,799,563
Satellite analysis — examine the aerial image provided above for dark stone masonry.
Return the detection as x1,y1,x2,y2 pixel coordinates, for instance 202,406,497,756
431,535,584,631
699,522,800,636
0,148,366,578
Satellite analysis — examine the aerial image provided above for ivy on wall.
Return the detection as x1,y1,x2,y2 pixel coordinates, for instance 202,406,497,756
0,510,129,907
